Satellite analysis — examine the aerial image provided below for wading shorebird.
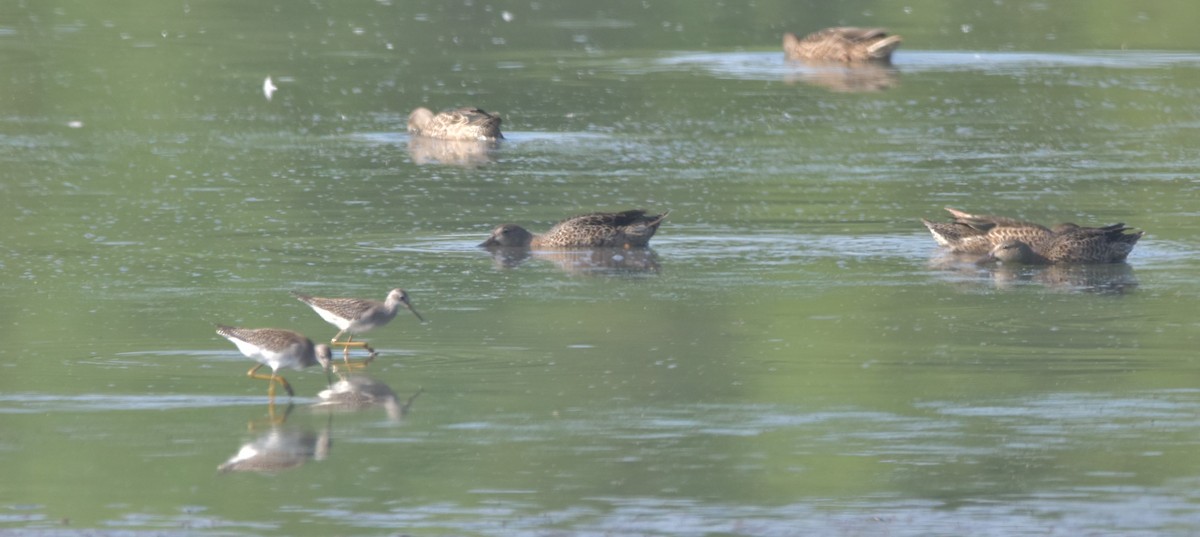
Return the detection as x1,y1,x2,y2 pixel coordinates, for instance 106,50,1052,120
292,288,425,366
215,325,332,401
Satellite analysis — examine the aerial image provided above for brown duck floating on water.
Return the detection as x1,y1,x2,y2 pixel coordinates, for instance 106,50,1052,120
922,207,1058,255
988,224,1143,264
783,27,902,63
480,209,670,249
407,106,503,141
922,207,1143,264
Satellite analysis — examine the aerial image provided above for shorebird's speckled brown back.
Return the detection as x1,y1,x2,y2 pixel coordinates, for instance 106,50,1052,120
293,294,379,323
783,27,902,63
408,106,503,141
214,325,327,369
480,210,670,248
292,288,423,335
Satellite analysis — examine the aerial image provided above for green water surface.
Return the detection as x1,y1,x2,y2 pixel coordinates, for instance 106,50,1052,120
3,1,1200,535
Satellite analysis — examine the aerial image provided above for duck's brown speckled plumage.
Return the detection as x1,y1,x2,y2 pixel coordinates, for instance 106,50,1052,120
923,208,1142,263
480,210,670,249
783,27,902,63
407,106,503,141
922,207,1056,254
990,224,1144,265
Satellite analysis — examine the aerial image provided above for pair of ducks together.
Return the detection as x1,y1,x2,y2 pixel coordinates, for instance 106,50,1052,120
481,206,1141,264
477,206,1141,263
215,209,671,400
407,27,903,143
923,207,1143,264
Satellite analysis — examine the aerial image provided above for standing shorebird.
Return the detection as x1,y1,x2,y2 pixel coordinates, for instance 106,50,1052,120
292,288,425,365
214,325,332,401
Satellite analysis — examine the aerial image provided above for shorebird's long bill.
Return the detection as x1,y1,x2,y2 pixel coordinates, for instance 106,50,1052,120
397,294,426,322
405,303,426,323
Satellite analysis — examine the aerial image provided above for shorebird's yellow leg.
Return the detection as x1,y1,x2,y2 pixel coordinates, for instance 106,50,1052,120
331,336,371,349
266,401,286,424
274,375,294,397
250,402,294,429
246,364,294,399
330,330,370,345
329,334,375,369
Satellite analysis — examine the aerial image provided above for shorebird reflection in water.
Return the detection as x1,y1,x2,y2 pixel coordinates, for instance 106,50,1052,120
218,405,332,473
214,325,332,401
292,288,425,366
314,375,423,422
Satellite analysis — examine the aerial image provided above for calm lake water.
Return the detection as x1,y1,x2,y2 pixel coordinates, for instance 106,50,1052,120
3,1,1200,536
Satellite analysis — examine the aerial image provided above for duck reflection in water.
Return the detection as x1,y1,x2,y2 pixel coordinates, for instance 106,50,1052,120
783,63,899,93
989,263,1138,294
218,404,332,473
928,252,1139,295
485,246,662,275
313,374,422,423
407,135,497,167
